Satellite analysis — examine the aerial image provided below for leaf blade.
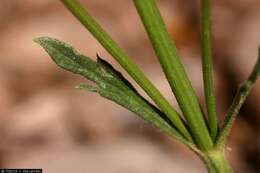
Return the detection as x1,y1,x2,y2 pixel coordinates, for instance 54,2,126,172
34,37,196,148
200,0,218,140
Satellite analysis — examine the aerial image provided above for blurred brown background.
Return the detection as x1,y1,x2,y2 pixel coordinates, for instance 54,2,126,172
0,0,259,172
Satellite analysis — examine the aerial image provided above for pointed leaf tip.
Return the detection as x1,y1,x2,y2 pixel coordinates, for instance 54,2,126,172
34,37,84,74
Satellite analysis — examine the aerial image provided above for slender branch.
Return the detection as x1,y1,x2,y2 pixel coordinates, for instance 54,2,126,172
60,0,193,141
200,0,218,140
133,0,212,150
215,49,260,148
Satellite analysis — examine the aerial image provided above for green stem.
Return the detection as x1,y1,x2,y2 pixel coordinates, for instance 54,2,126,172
201,0,218,140
60,0,192,141
216,49,260,148
133,0,212,150
202,150,233,173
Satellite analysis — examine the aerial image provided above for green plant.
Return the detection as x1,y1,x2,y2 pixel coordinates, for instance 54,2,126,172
34,0,259,172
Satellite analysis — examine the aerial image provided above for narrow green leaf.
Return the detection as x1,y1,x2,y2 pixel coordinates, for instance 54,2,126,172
59,0,193,141
200,0,218,140
215,49,260,148
34,37,196,148
133,0,212,150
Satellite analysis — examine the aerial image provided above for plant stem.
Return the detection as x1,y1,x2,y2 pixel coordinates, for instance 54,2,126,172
60,0,192,141
133,0,212,150
215,50,260,148
201,0,218,140
202,150,233,173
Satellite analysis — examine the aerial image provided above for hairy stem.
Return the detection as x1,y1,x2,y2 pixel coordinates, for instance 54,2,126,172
216,49,260,148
